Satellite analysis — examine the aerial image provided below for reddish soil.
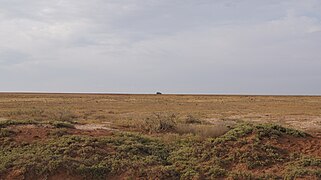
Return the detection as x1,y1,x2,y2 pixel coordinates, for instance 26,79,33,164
3,168,25,180
272,135,321,158
7,125,52,143
1,125,114,180
6,124,113,144
2,124,320,180
47,171,82,180
217,133,321,178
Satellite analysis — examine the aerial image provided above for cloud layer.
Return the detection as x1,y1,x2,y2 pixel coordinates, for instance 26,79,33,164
1,0,321,94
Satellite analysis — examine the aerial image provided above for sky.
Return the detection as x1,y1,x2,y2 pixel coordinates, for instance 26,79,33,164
0,0,321,94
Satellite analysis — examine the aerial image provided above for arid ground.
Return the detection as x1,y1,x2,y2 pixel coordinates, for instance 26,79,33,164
0,93,320,179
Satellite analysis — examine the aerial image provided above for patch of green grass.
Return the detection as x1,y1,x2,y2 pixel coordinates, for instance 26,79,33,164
0,119,38,128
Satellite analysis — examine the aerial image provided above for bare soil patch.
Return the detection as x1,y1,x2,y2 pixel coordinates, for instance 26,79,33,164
7,124,51,143
74,122,116,131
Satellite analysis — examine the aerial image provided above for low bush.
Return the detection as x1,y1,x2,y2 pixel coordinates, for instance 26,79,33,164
138,113,177,133
255,124,308,138
51,121,75,129
53,109,77,122
0,119,38,128
0,122,318,179
184,115,202,124
49,129,70,137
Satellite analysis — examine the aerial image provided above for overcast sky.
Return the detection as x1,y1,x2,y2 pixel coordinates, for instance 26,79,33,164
0,0,321,94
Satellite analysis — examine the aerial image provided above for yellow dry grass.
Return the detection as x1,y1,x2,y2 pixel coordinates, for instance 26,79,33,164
0,93,320,134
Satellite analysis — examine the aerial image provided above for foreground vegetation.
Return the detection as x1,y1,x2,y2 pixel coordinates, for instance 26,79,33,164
0,120,320,179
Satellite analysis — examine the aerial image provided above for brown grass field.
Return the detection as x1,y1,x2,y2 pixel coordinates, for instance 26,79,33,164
0,93,320,179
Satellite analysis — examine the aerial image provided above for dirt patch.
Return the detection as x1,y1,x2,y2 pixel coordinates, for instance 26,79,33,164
71,123,116,137
5,123,115,143
74,122,117,131
0,118,8,121
3,168,25,180
7,124,51,143
47,171,82,180
272,135,321,158
285,116,321,133
215,130,321,178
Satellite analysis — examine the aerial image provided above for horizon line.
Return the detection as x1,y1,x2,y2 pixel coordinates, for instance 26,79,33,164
0,91,321,97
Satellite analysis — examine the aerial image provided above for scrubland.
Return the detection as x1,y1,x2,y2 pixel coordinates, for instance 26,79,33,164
0,93,320,179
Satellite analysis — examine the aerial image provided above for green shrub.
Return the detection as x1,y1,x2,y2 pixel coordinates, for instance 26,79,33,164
255,124,307,138
51,121,75,129
0,122,317,179
206,166,227,178
0,119,38,128
229,171,255,179
214,123,253,143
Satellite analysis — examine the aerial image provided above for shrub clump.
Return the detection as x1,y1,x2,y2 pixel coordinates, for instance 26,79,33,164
184,115,202,124
255,124,308,138
0,119,38,128
54,109,77,122
51,121,75,129
139,113,177,133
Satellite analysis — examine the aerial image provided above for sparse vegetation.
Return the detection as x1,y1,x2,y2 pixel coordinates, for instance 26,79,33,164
51,121,75,129
53,109,78,122
0,119,38,128
0,94,320,179
1,120,320,179
0,128,14,138
184,115,202,124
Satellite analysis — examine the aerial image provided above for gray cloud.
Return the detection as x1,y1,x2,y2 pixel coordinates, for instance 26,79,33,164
0,49,30,65
0,0,321,94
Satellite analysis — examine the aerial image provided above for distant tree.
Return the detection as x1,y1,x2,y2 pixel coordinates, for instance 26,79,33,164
156,92,162,95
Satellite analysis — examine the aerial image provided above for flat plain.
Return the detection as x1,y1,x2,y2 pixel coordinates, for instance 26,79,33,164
0,93,320,179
